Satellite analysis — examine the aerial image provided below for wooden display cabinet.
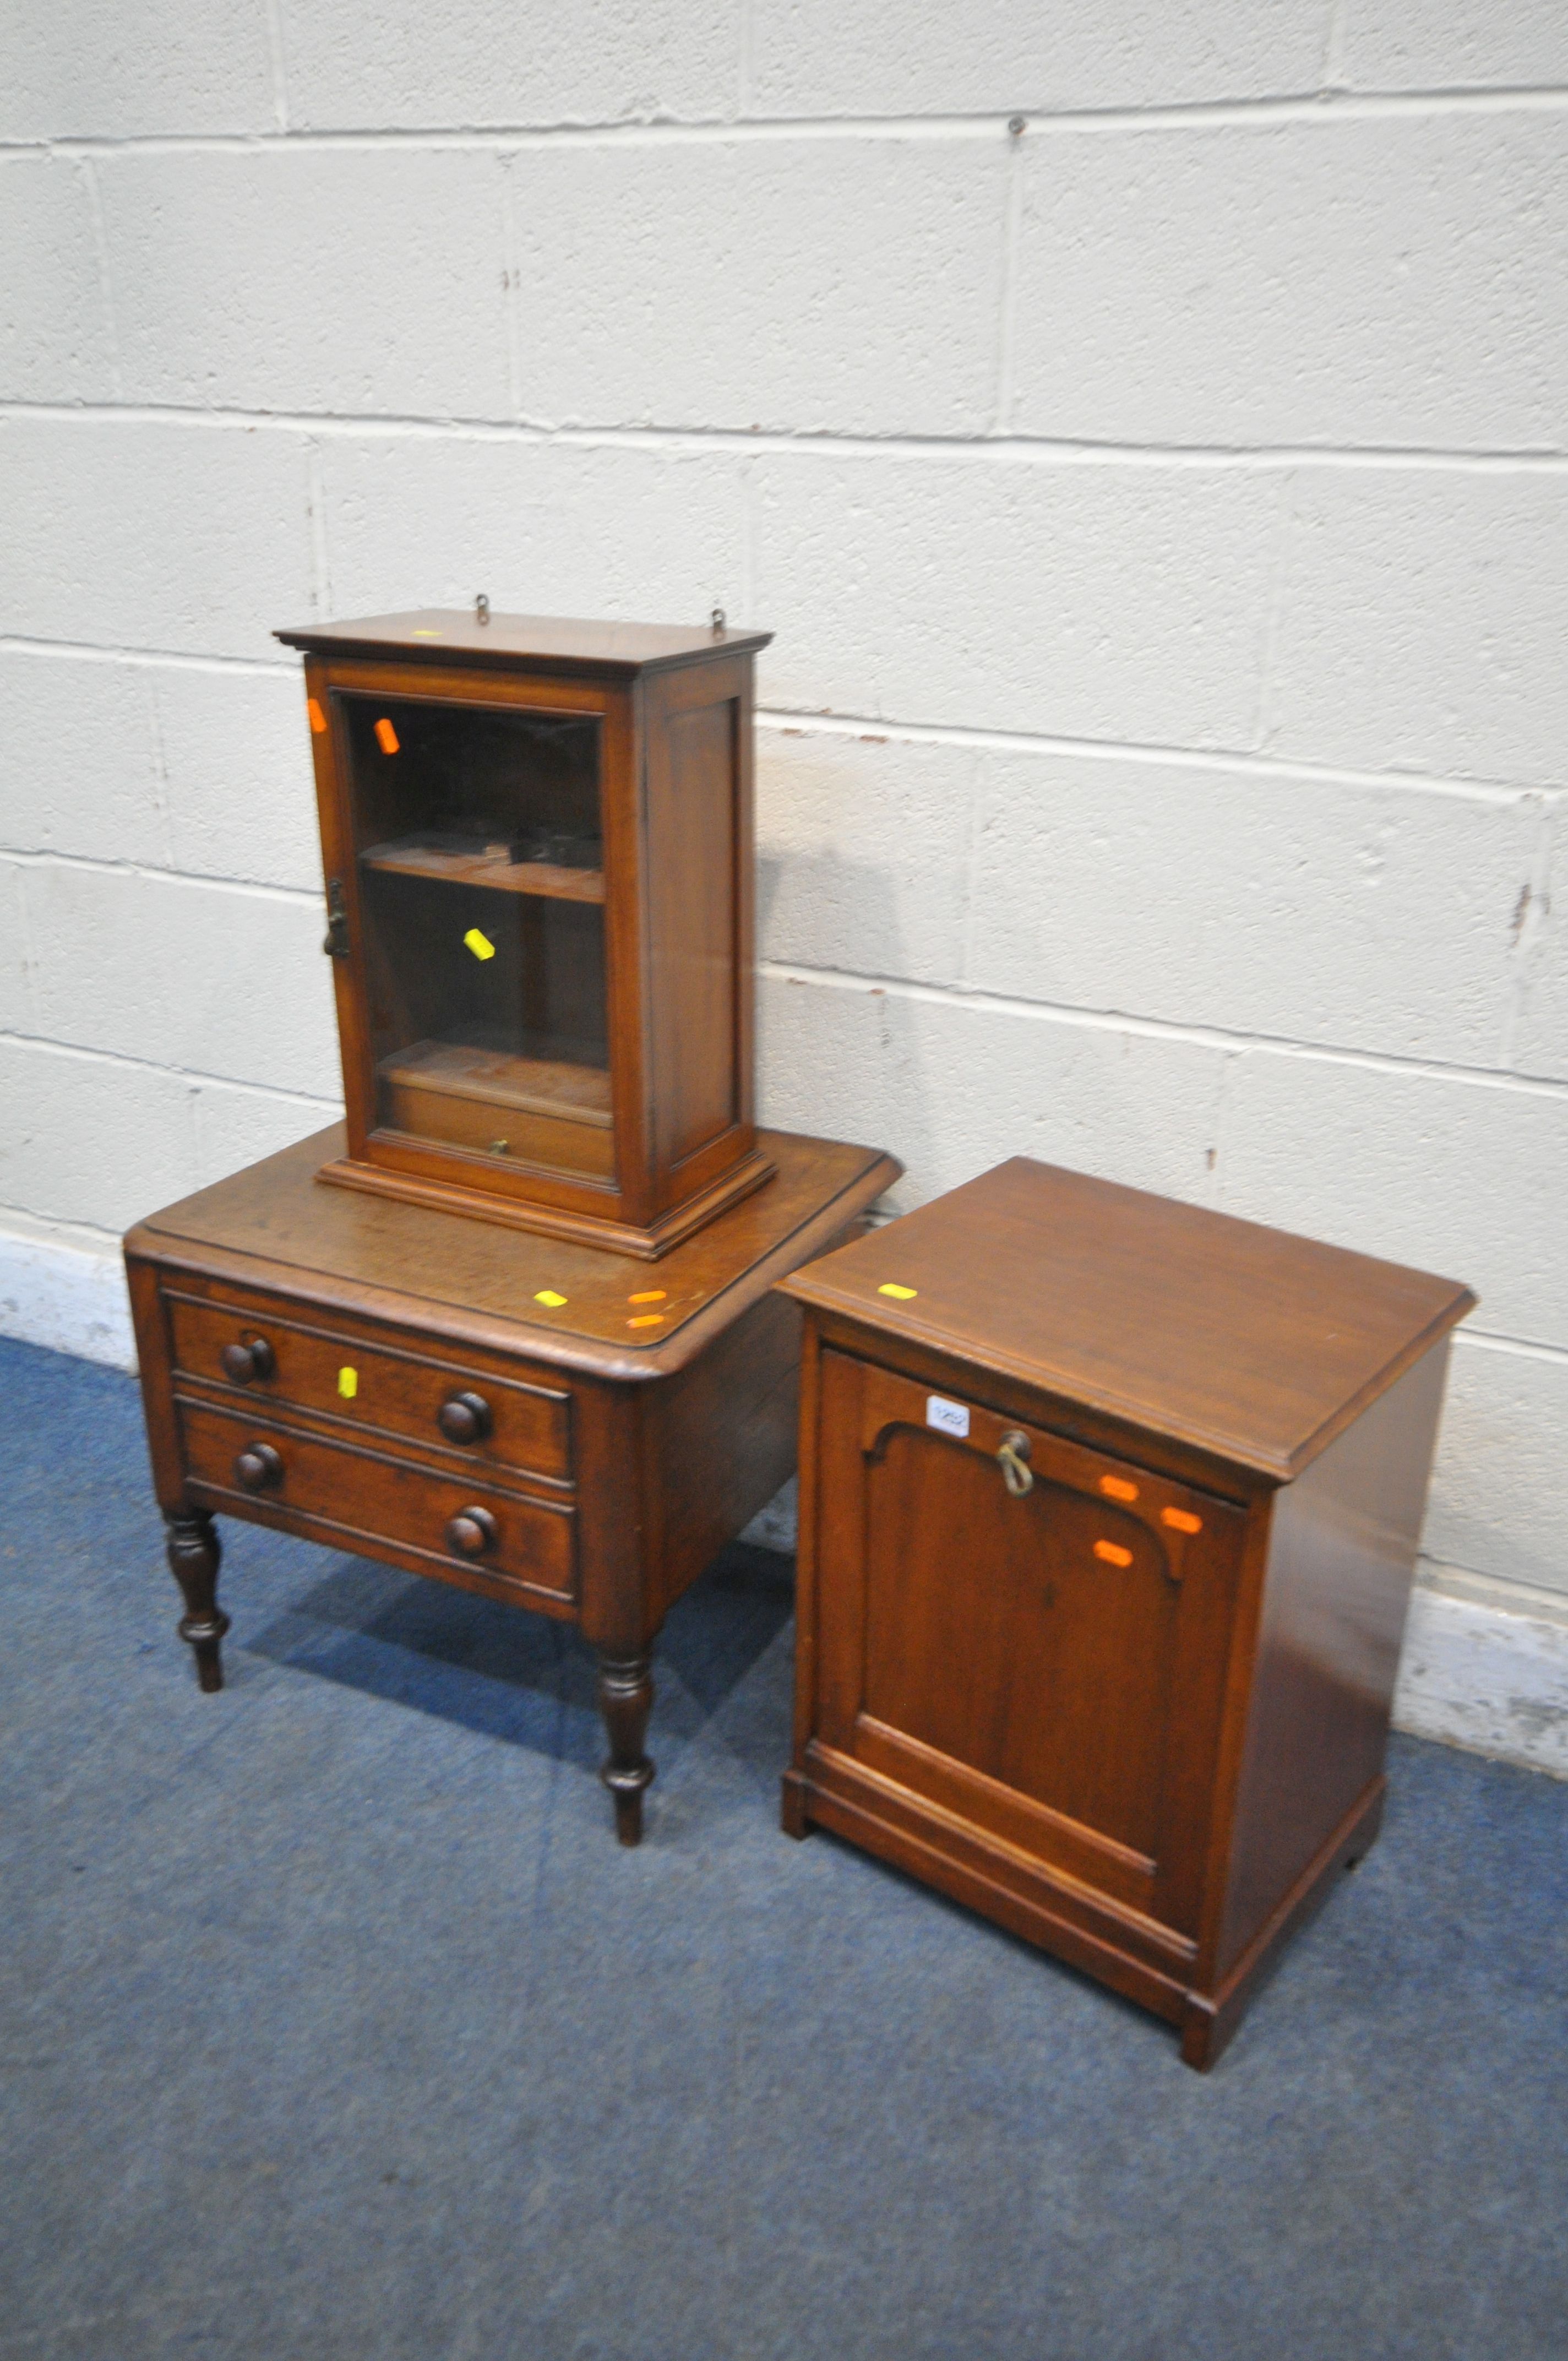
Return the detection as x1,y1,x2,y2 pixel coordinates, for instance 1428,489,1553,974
274,608,775,1259
779,1158,1474,2066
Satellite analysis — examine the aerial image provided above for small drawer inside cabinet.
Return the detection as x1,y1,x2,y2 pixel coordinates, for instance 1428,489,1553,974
180,1399,575,1605
167,1290,570,1484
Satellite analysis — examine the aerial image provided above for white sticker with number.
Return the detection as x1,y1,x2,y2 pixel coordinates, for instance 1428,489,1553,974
926,1395,970,1439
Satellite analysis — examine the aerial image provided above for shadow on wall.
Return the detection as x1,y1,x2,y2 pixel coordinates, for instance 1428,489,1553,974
758,844,1222,1219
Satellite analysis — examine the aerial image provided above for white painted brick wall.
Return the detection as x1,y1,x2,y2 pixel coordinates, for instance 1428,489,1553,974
1,3,1564,1691
0,158,115,402
0,4,276,141
277,1,739,133
751,454,1281,744
508,137,1008,435
1011,116,1568,450
748,2,1334,117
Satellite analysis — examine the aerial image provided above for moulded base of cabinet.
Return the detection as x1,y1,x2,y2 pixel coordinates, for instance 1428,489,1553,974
314,1144,777,1261
1179,1775,1386,2071
785,1745,1389,2073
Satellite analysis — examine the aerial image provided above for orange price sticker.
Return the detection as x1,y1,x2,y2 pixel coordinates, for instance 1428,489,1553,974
374,717,400,755
1099,1475,1139,1503
1161,1507,1202,1535
1093,1539,1133,1569
306,697,327,735
627,1314,665,1329
628,1289,667,1304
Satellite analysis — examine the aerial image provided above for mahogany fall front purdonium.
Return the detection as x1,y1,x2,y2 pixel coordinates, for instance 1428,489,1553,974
778,1157,1473,2068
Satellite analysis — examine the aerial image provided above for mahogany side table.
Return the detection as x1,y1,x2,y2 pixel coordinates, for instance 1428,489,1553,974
126,1122,899,1842
778,1157,1474,2066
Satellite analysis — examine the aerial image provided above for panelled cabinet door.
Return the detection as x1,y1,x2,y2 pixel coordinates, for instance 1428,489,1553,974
811,1351,1246,1936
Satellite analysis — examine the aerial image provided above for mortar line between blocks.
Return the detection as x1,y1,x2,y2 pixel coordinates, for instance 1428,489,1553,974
1247,469,1299,753
1498,798,1556,1069
306,441,332,617
0,1206,128,1255
498,152,524,420
0,623,1558,803
1203,1049,1242,1211
263,0,290,134
1,848,320,904
1456,1330,1568,1369
143,670,177,871
0,1025,341,1108
6,400,1568,474
991,120,1025,435
737,0,754,119
0,635,295,678
756,961,1568,1097
74,157,122,400
756,711,1562,803
12,84,1568,155
1323,0,1349,91
0,633,1558,801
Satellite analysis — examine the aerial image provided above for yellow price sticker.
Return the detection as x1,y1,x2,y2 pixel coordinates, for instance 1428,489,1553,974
464,927,496,961
878,1283,918,1301
534,1289,568,1308
337,1366,358,1399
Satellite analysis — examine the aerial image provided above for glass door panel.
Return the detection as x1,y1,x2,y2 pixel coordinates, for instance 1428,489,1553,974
340,692,612,1183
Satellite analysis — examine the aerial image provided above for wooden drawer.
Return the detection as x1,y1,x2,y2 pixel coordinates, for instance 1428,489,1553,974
166,1286,570,1486
179,1396,575,1607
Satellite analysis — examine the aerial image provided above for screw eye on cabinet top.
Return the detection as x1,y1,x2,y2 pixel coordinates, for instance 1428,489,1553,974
274,609,776,1261
778,1157,1474,2070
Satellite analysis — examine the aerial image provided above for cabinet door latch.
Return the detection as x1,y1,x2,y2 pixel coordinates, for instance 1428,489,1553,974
322,878,350,959
997,1430,1034,1498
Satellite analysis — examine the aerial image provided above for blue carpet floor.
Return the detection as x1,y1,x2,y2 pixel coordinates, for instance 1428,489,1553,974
2,1333,1565,2359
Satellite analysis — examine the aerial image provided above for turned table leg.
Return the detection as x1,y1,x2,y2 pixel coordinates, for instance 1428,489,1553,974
595,1649,655,1846
166,1509,230,1693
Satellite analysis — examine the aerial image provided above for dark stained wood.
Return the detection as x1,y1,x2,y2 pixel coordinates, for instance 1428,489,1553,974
647,670,743,1176
782,1156,1476,1481
164,1281,573,1484
129,1124,896,1381
595,1650,656,1846
165,1509,228,1693
276,610,772,676
281,613,778,1256
1207,1343,1453,1989
780,1155,1472,2066
126,1127,900,1840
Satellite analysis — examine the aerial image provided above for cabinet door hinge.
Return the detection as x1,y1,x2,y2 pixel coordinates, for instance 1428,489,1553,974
322,878,350,959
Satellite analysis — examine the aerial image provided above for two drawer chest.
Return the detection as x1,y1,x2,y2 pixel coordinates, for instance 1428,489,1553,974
127,1122,897,1842
779,1157,1473,2066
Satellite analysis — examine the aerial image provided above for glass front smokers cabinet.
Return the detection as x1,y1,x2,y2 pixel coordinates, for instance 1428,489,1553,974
276,610,775,1259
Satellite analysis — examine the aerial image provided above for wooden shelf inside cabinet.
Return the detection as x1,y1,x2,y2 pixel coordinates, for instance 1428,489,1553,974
380,1041,612,1128
361,836,606,905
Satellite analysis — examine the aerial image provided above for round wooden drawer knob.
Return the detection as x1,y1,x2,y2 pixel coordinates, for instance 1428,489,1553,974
438,1390,492,1445
233,1442,284,1492
446,1506,498,1558
221,1337,275,1384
